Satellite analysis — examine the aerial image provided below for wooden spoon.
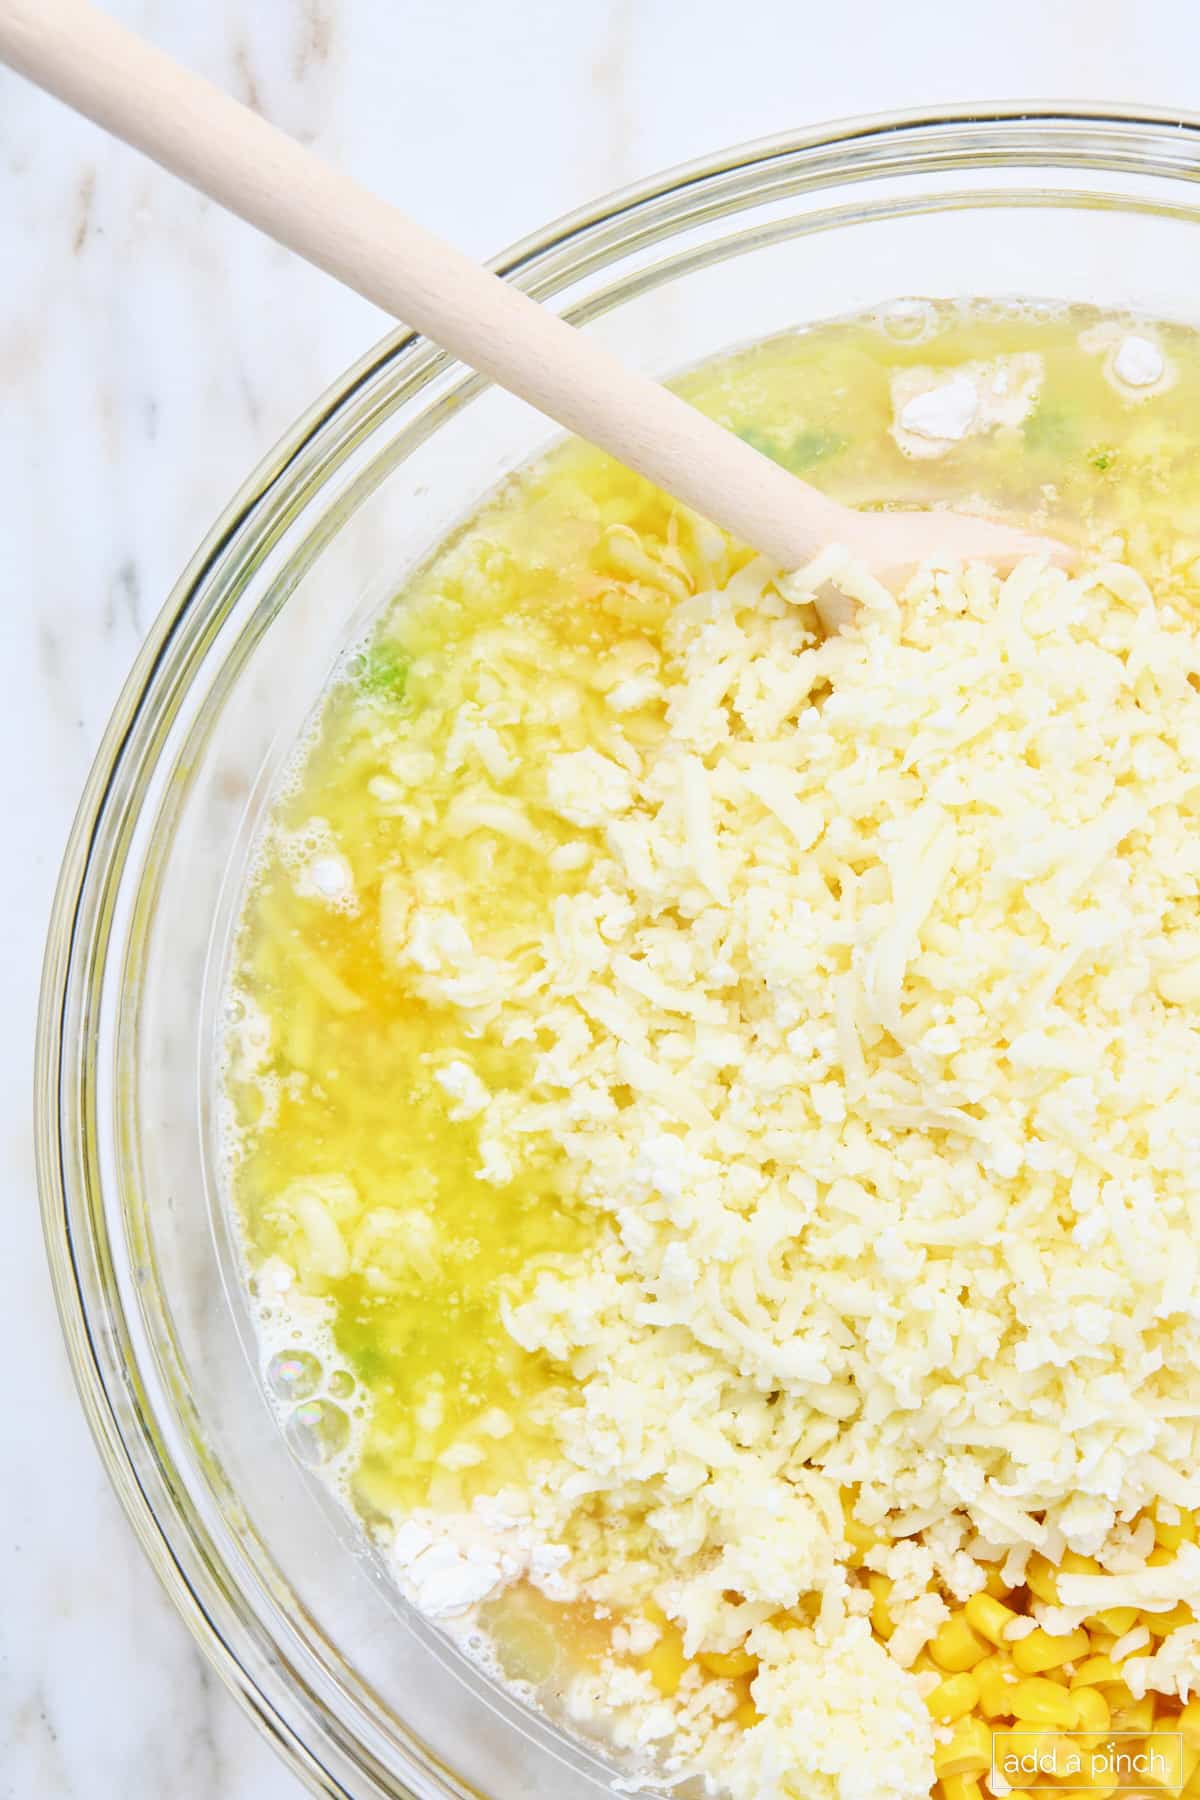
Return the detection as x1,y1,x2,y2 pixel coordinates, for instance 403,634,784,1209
0,0,1066,628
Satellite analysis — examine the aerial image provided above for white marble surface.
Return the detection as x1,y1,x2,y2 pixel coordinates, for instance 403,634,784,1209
4,0,1200,1792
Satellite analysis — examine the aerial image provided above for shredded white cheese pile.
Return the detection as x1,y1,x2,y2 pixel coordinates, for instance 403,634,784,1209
378,543,1200,1796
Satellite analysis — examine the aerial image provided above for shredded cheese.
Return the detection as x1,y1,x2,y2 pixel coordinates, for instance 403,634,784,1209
373,542,1200,1795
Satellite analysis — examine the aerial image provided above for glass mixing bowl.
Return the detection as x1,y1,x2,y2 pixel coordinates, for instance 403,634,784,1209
36,107,1200,1799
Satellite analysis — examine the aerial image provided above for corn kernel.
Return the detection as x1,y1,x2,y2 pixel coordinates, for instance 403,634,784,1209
1072,1656,1126,1688
1088,1632,1118,1655
1025,1548,1099,1597
867,1573,895,1640
1072,1685,1111,1734
940,1777,984,1800
1089,1606,1140,1636
734,1698,761,1730
1009,1676,1079,1728
975,1653,1019,1718
1012,1627,1090,1674
985,1569,1013,1600
926,1672,981,1723
933,1715,992,1778
1071,1776,1120,1800
1139,1727,1199,1791
930,1614,990,1673
1181,1698,1200,1746
1179,1742,1200,1793
1149,1545,1177,1567
1146,1603,1195,1638
965,1592,1020,1646
1088,1769,1123,1800
644,1625,687,1697
998,1727,1060,1771
698,1646,758,1678
1110,1693,1156,1732
1025,1554,1060,1604
840,1489,877,1564
1155,1507,1198,1553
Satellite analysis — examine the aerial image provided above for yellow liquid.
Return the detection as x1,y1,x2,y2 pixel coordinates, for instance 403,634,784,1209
226,301,1200,1536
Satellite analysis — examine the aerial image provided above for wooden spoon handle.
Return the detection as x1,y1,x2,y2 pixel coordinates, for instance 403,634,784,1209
0,0,853,567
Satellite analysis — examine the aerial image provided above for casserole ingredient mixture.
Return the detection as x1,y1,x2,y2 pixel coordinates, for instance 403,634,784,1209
225,302,1200,1800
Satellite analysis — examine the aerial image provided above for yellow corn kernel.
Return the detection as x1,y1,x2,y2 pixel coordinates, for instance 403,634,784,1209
1023,1549,1098,1600
1149,1545,1177,1567
1110,1692,1156,1732
1073,1656,1126,1687
1025,1554,1060,1604
1088,1632,1118,1655
997,1727,1060,1772
976,1653,1020,1719
930,1614,990,1673
867,1573,895,1640
1176,1742,1200,1794
1087,1768,1122,1800
733,1698,761,1730
1012,1626,1090,1674
933,1715,992,1779
940,1777,984,1800
1155,1507,1198,1553
1071,1685,1111,1734
1181,1698,1200,1745
1140,1728,1199,1792
985,1569,1013,1600
840,1490,877,1564
1008,1676,1079,1728
1146,1602,1195,1637
965,1592,1020,1646
1089,1606,1140,1636
698,1646,758,1678
926,1672,981,1723
643,1624,687,1697
1071,1777,1120,1800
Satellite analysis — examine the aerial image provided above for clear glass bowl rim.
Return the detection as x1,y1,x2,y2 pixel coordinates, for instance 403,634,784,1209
34,102,1200,1799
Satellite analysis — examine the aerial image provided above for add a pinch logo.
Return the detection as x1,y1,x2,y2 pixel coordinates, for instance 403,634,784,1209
991,1730,1186,1792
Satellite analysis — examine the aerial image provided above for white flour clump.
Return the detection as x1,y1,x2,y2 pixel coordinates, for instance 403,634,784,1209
891,354,1042,456
275,816,359,913
1114,334,1166,389
1079,321,1176,400
391,1507,574,1618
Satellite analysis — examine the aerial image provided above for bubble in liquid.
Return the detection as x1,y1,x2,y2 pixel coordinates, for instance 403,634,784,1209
878,298,937,342
327,1368,355,1401
285,1399,351,1467
267,1349,323,1403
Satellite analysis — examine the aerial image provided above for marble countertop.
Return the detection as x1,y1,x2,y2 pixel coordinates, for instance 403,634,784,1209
3,0,1198,1792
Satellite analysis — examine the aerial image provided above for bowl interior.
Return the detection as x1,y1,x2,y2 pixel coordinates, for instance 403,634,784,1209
42,112,1200,1800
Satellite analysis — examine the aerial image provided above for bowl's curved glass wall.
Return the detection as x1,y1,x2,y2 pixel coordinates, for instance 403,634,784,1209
38,110,1200,1799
